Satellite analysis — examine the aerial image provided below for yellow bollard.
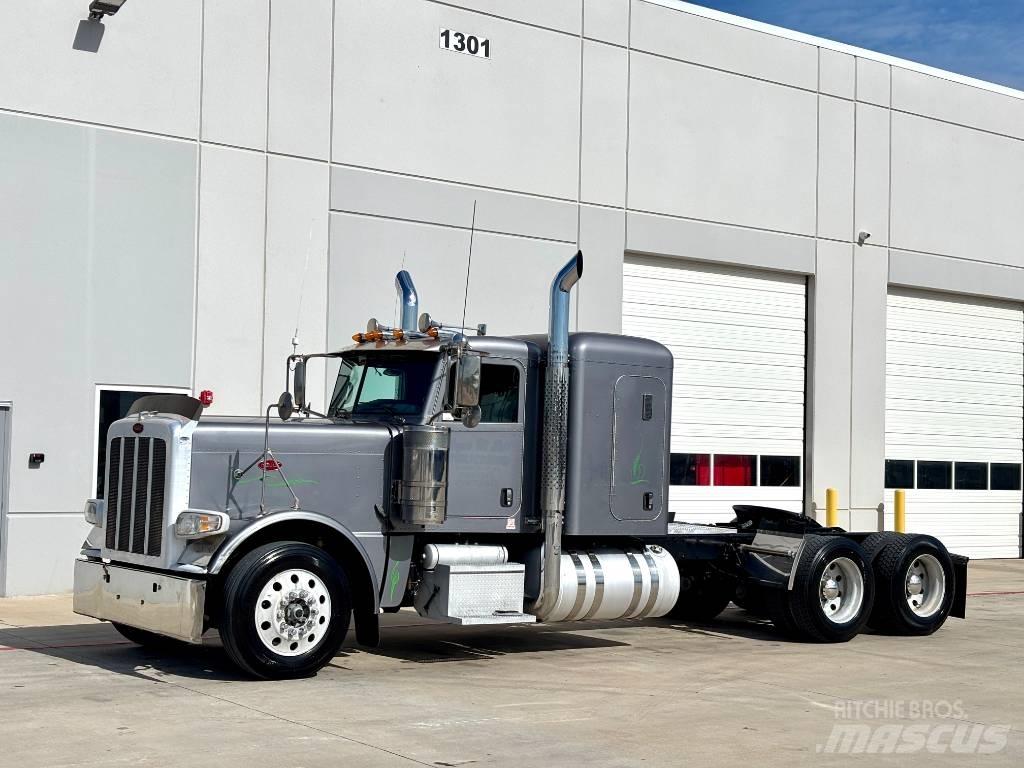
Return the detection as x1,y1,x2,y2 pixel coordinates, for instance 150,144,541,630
826,487,839,528
894,489,906,533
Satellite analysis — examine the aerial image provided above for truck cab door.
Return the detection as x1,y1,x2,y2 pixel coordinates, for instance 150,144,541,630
444,360,525,528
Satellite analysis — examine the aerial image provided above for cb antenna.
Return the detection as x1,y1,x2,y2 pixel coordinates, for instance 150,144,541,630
292,222,315,356
461,200,477,329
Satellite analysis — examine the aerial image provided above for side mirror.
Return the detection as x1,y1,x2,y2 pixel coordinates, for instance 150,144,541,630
461,404,481,428
277,391,295,422
454,352,481,409
293,359,307,412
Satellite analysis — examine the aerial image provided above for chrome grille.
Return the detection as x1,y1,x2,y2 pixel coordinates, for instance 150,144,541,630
104,435,167,557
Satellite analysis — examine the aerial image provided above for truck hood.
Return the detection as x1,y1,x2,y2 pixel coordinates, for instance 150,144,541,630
187,415,396,521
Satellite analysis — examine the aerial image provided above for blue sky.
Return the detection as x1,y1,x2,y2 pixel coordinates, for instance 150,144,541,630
687,1,1024,90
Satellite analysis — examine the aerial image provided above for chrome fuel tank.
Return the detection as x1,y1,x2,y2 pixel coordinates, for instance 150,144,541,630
545,545,680,622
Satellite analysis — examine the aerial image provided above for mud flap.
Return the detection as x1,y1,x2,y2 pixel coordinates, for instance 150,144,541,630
354,610,381,647
950,554,969,619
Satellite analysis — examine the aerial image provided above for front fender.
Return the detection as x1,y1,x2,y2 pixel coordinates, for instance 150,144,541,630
207,510,383,610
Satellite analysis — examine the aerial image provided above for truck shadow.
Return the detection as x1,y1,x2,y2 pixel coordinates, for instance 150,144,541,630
0,622,253,682
0,608,792,681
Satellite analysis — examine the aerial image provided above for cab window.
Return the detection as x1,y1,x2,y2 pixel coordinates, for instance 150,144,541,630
447,362,521,423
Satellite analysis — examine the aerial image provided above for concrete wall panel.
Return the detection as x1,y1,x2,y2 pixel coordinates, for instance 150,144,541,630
817,95,855,242
808,241,853,520
819,48,855,100
580,41,628,207
329,166,577,243
626,212,817,275
584,0,630,46
856,57,890,107
630,0,817,90
628,52,817,234
262,157,330,410
893,67,1024,140
0,114,196,517
441,0,582,34
0,1,201,138
201,0,269,150
579,206,626,333
891,112,1024,265
268,0,333,160
328,213,571,351
2,514,90,596
890,250,1024,303
849,246,888,515
854,103,890,247
332,0,580,199
194,146,267,416
328,214,475,351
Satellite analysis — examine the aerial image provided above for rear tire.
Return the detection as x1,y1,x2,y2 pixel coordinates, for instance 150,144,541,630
861,531,904,562
775,535,874,642
220,541,352,679
868,534,954,636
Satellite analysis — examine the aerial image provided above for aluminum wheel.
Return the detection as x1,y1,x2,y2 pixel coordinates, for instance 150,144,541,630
905,554,946,618
254,568,332,657
819,556,864,624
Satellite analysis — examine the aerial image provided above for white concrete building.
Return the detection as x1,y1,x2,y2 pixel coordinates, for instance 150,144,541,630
2,0,1023,595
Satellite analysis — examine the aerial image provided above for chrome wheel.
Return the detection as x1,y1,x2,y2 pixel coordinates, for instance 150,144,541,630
905,554,946,618
819,556,864,624
254,568,332,657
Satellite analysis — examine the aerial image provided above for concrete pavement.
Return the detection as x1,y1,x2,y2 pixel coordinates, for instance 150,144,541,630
1,561,1022,767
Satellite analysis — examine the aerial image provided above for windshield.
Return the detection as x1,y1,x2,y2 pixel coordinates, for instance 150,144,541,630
328,352,439,419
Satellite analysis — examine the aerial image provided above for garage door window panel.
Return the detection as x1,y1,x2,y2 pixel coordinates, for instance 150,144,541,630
954,462,988,490
670,453,710,486
714,454,757,486
885,459,915,489
991,463,1022,491
759,455,800,487
917,461,952,490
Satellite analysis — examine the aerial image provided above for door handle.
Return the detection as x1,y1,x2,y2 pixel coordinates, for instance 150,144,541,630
500,488,514,508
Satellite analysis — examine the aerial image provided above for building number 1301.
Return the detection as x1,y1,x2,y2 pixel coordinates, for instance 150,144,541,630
439,28,490,58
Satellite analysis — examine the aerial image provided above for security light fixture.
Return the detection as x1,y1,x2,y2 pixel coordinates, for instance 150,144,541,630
88,0,127,20
857,229,872,246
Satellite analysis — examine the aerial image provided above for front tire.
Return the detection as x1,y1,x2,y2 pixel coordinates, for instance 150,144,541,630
220,541,351,679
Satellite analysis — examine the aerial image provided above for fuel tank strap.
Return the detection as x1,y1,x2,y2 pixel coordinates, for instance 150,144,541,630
580,553,606,620
565,552,589,621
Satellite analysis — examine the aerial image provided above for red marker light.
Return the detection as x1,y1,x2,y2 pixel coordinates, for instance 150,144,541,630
199,389,214,407
258,458,282,471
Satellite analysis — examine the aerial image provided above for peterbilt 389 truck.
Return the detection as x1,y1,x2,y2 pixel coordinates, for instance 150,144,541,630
73,253,968,678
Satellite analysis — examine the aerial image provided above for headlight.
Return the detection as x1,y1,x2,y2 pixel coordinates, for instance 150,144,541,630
84,499,105,527
174,510,230,539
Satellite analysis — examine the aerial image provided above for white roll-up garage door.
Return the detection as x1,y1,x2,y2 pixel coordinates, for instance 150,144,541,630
885,289,1023,559
622,255,807,525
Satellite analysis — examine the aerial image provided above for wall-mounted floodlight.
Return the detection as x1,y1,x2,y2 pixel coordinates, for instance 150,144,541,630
88,0,127,20
857,230,872,246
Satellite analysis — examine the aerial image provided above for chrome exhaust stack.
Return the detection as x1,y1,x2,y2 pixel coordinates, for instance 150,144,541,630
531,250,583,621
395,270,419,333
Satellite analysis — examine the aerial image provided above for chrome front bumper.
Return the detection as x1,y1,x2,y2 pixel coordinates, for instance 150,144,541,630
73,559,206,644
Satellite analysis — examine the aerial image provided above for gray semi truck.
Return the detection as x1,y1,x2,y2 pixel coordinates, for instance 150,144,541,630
73,253,968,678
